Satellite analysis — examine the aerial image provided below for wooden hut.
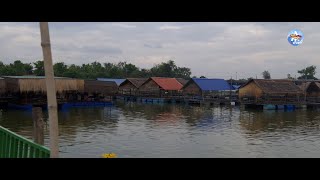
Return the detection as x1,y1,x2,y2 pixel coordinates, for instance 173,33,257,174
3,76,84,94
182,78,234,97
175,78,188,86
2,76,84,104
294,81,320,103
96,78,126,86
138,77,183,97
84,80,118,96
238,79,303,103
83,80,118,102
118,78,147,95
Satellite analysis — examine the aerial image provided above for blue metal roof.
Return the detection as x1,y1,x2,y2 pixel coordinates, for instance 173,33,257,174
232,85,241,90
96,78,126,86
191,78,235,91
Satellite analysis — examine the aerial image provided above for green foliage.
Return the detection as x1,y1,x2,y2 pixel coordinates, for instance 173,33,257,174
262,70,271,79
33,60,45,76
53,62,68,77
0,59,192,80
0,60,33,76
297,65,317,79
150,60,191,79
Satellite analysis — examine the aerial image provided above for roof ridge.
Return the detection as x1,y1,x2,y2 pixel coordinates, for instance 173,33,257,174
192,78,225,80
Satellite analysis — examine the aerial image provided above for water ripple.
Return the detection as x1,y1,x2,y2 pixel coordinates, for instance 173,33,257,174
2,104,320,157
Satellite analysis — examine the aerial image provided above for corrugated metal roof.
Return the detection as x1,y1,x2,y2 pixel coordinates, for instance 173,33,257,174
96,78,126,86
84,80,118,94
175,78,188,85
191,78,234,91
151,77,183,91
232,85,241,89
1,76,68,79
124,78,148,88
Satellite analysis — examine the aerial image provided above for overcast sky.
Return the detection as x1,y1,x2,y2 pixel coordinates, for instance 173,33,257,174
0,22,317,79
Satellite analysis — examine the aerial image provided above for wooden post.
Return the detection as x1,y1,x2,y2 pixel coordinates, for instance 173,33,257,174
39,22,59,158
32,107,44,145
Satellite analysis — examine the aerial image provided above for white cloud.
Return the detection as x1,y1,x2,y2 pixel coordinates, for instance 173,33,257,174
0,22,319,79
111,23,137,29
159,25,182,31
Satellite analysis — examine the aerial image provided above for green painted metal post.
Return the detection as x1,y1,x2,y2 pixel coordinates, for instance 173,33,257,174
0,131,3,158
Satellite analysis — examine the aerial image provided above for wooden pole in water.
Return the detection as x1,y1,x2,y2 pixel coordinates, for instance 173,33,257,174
39,22,59,158
32,107,44,145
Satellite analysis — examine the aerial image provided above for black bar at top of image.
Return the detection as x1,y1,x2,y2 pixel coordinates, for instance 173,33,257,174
1,1,319,22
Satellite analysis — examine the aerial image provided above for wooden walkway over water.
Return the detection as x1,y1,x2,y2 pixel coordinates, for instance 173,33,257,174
116,95,239,105
239,95,320,109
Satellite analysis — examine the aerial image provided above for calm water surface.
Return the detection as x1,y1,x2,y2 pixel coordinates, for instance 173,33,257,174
1,101,320,158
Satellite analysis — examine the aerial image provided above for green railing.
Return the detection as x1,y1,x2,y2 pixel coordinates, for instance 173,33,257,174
0,126,50,158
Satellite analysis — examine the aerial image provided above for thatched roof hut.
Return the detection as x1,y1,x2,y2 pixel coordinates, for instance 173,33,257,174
297,81,320,97
2,76,84,94
239,79,303,99
84,80,118,95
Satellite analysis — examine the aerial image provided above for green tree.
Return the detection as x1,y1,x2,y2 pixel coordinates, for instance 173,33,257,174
149,60,191,78
33,60,45,76
0,61,7,75
140,68,151,78
298,65,317,79
0,59,194,79
262,70,271,79
63,64,82,78
10,60,33,76
123,63,140,78
54,62,68,77
200,76,206,78
175,67,191,79
287,74,294,79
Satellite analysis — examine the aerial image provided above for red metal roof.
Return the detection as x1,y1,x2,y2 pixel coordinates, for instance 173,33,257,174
151,77,183,90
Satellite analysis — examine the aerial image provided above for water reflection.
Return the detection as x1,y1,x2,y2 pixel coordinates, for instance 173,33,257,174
239,109,320,134
2,103,320,157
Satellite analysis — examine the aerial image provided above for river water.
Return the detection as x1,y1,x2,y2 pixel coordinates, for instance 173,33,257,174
1,101,320,158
